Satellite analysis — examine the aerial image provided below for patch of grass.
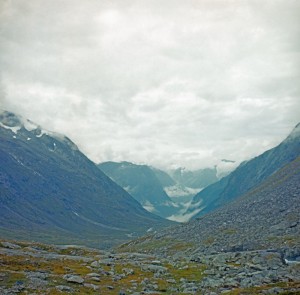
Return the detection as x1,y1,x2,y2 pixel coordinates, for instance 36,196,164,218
222,228,237,235
168,242,195,253
167,262,206,282
225,281,300,295
0,272,26,288
203,236,215,245
226,262,241,268
267,235,300,247
119,237,195,256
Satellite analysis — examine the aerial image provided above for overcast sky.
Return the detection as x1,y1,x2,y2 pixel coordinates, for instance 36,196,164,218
0,0,299,170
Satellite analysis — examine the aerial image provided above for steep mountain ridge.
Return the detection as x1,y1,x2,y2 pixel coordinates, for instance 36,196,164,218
0,111,171,248
186,122,300,218
150,167,176,187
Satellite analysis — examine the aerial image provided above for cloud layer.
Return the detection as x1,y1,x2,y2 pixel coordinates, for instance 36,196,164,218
1,0,299,169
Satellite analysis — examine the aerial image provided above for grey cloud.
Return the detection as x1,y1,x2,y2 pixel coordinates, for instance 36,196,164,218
1,0,299,169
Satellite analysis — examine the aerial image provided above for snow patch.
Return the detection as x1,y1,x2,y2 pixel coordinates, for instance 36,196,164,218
22,118,38,131
188,200,204,210
165,185,202,198
0,122,21,134
36,129,49,138
162,200,179,208
142,201,156,213
1,111,79,151
123,186,132,193
166,200,204,222
167,208,202,223
36,128,64,141
284,258,300,265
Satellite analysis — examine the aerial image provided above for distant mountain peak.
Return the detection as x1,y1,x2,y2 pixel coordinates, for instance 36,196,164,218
287,122,300,140
221,159,235,163
0,110,78,151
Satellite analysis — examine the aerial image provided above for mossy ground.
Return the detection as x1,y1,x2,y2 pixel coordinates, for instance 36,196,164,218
0,239,207,295
1,239,299,295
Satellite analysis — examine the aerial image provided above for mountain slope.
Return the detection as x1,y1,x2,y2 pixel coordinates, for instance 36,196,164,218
98,161,179,218
0,111,171,248
150,167,176,187
186,123,300,218
121,155,300,258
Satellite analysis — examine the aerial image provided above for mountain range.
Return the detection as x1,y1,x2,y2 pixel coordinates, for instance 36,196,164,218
0,111,172,248
184,122,300,219
98,162,220,220
1,110,299,294
1,109,299,249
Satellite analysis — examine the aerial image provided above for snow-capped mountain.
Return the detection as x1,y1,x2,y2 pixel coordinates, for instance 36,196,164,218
0,110,171,248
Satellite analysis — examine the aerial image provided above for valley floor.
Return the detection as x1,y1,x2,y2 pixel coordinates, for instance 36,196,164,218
0,239,299,295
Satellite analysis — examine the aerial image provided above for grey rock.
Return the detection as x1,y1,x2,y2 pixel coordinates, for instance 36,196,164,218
91,260,100,268
100,258,114,265
27,277,48,289
86,272,101,277
240,277,255,288
141,264,167,273
262,287,285,294
84,283,99,290
56,285,75,292
203,269,216,275
122,268,134,275
201,277,223,288
26,271,49,280
151,260,161,265
212,254,227,264
223,278,239,287
63,274,84,284
1,242,21,249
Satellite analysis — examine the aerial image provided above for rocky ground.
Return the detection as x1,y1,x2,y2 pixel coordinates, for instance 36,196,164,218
1,160,299,294
0,239,300,295
122,157,300,258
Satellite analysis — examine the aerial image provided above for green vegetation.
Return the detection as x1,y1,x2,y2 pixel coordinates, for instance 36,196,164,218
222,228,238,235
118,236,195,255
225,281,300,295
203,236,215,245
1,238,299,295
